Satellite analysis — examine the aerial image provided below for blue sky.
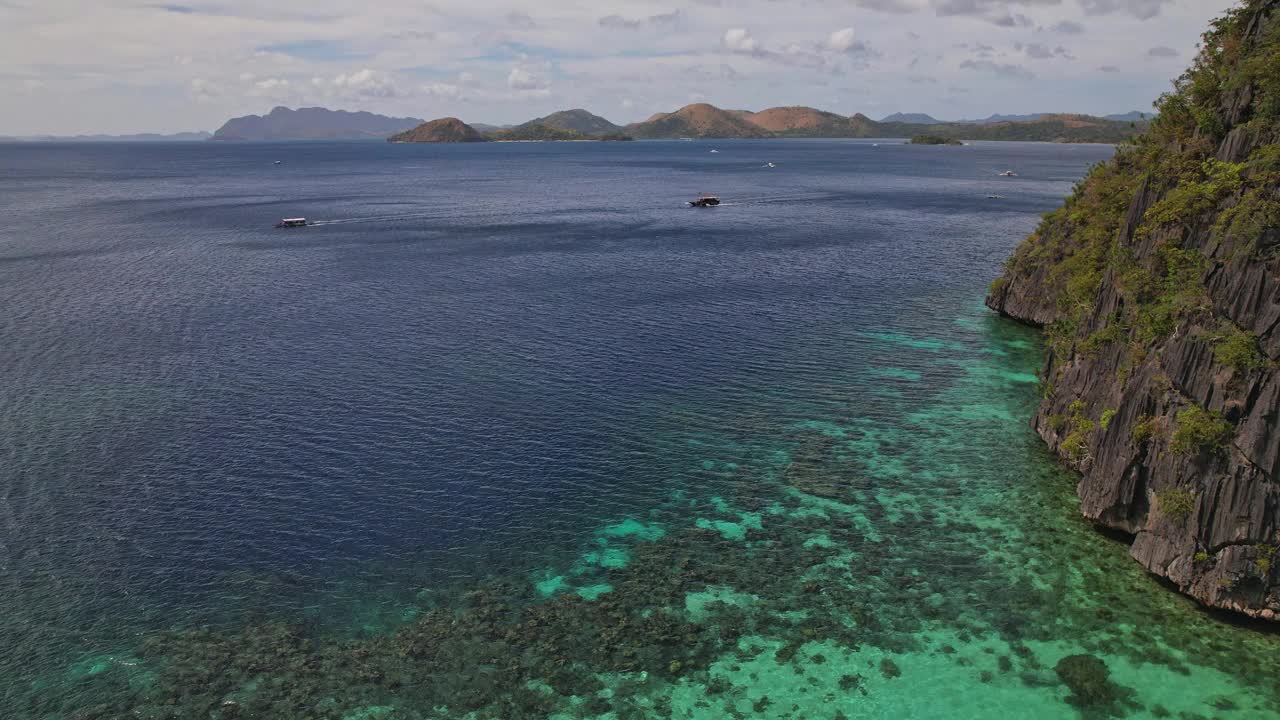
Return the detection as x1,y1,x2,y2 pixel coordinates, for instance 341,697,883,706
0,0,1239,135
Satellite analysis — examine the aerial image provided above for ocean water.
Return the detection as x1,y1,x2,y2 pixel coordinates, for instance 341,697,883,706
0,139,1276,719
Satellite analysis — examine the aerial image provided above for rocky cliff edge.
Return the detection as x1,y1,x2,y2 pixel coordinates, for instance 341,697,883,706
987,0,1280,620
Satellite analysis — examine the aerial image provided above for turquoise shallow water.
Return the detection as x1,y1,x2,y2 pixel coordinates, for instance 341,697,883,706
38,298,1280,720
1,140,1277,718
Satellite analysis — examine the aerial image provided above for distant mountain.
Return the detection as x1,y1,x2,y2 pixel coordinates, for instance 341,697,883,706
745,106,873,137
986,113,1048,123
626,103,772,139
213,107,423,141
955,112,1154,125
20,105,1152,146
618,103,1136,142
880,113,943,124
1,131,212,142
517,109,621,136
1103,111,1153,122
487,123,632,142
957,113,1048,124
489,124,592,141
388,117,489,143
876,113,1144,143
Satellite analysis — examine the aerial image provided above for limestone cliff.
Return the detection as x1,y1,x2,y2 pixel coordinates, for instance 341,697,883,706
987,0,1280,620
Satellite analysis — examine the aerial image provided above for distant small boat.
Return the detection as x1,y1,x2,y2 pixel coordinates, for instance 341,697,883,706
764,162,776,168
710,149,720,153
273,160,283,165
999,170,1018,177
276,217,308,228
987,194,1003,199
689,195,721,208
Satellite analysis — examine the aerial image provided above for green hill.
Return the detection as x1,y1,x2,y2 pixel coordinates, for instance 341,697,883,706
518,109,622,135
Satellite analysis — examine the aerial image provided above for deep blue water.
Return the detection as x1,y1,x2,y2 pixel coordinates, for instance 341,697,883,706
12,139,1277,719
1,139,1101,605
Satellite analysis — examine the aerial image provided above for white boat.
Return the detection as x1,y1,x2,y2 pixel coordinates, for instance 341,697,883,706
276,218,308,228
710,149,719,153
999,170,1018,177
765,162,776,168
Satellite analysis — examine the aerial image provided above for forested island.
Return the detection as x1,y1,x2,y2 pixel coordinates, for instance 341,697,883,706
909,135,963,145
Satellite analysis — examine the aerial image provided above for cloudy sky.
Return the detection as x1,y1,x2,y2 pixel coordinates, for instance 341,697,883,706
0,0,1240,135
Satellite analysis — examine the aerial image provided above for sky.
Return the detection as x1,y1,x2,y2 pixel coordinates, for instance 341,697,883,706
0,0,1242,135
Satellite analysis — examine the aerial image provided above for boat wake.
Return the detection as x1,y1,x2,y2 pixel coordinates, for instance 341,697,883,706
714,193,837,207
305,211,445,227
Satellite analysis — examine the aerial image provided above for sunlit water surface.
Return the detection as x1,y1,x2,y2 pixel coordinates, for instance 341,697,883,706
1,139,1276,719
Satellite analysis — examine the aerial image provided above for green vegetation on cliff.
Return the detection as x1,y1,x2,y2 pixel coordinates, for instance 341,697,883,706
1170,406,1234,455
1001,0,1280,357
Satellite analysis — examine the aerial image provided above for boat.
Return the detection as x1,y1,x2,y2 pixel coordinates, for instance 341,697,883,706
689,195,721,208
999,170,1018,177
710,149,720,153
273,160,282,165
276,218,308,228
765,162,776,168
987,194,1003,199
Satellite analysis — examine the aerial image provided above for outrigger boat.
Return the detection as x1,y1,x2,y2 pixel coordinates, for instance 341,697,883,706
689,195,721,208
276,217,308,228
999,170,1018,177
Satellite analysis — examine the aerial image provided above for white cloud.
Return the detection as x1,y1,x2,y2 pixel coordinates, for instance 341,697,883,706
826,28,857,53
251,77,290,94
507,66,546,91
331,69,399,98
0,0,1242,134
1079,0,1172,20
722,28,758,53
422,82,462,99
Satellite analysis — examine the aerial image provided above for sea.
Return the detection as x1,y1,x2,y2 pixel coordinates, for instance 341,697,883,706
0,139,1276,719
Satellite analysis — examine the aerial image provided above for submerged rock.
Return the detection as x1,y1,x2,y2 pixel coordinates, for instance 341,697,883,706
1054,655,1137,718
